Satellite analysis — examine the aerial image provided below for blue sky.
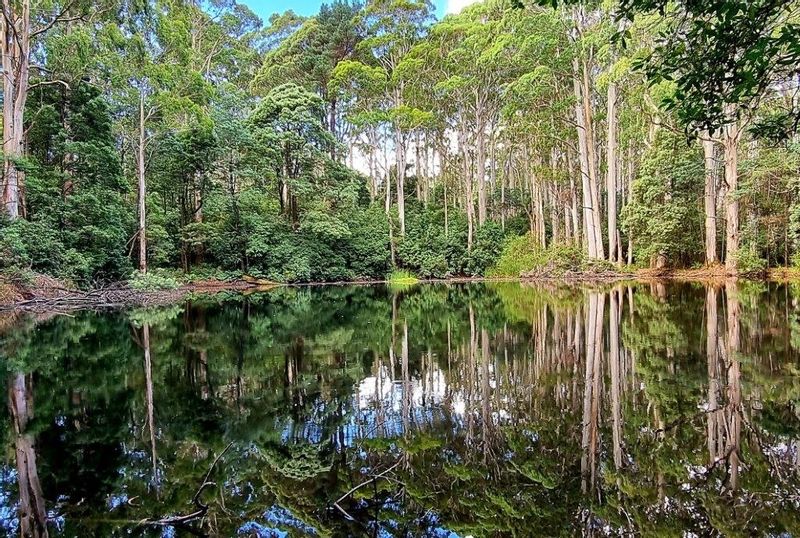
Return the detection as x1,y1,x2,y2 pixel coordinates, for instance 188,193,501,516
239,0,458,23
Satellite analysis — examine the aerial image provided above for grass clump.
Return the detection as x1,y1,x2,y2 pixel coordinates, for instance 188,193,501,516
387,269,419,283
387,269,420,290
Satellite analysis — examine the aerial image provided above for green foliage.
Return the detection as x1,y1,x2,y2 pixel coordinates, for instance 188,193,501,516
128,269,182,291
387,269,419,283
622,130,704,266
395,205,509,278
488,235,587,277
16,83,134,286
734,249,767,276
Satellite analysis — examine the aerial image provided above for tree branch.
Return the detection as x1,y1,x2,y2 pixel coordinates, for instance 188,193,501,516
30,0,81,38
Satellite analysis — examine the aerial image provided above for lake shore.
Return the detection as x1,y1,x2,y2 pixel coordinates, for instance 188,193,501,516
1,266,796,313
0,275,274,314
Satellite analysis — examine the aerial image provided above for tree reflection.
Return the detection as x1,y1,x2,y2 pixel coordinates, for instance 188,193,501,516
8,373,48,538
0,282,799,536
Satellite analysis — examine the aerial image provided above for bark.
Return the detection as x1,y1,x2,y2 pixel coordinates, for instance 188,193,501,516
723,117,740,272
626,145,634,265
415,132,422,201
567,150,580,245
459,124,474,250
476,100,487,226
606,81,618,263
9,373,48,538
572,57,603,259
536,180,546,247
384,139,391,214
702,134,718,265
1,0,31,219
500,155,507,231
582,60,604,259
395,127,406,235
137,93,148,272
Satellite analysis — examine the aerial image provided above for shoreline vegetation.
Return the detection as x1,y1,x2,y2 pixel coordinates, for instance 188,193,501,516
2,264,796,313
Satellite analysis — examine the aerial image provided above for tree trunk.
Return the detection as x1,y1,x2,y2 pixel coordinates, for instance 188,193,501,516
395,128,406,235
1,0,31,220
703,134,718,265
606,81,618,263
459,125,474,250
583,60,604,259
723,118,740,273
568,151,580,245
573,58,601,258
138,93,148,273
476,102,487,226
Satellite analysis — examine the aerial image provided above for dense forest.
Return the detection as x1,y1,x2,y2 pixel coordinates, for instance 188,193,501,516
1,0,799,286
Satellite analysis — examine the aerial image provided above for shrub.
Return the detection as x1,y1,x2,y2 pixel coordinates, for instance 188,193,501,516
735,249,767,275
129,270,182,291
488,236,589,277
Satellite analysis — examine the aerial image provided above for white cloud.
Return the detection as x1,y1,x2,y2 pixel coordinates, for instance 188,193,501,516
446,0,479,14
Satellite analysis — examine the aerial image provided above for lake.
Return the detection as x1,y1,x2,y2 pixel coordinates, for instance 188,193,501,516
0,281,798,536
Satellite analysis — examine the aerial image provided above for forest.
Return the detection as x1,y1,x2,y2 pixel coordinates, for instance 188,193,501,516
2,0,800,287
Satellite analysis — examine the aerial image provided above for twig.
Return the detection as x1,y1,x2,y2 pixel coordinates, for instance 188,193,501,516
139,442,234,530
192,442,234,507
332,460,402,519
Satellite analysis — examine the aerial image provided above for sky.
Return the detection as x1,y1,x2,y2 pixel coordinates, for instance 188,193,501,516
238,0,478,23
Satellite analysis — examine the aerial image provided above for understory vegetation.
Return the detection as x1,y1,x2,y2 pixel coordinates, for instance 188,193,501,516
1,0,800,289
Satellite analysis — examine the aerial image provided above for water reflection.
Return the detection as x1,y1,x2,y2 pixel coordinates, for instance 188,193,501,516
8,373,48,538
0,282,798,536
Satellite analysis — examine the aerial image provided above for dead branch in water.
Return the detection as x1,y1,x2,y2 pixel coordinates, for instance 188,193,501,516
138,442,234,532
332,460,403,521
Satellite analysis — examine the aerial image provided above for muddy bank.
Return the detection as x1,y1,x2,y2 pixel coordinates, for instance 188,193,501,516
0,275,275,313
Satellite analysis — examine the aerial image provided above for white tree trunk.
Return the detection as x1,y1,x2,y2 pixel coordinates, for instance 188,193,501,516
395,128,406,235
606,81,618,263
138,93,148,272
1,0,31,220
573,58,601,258
702,134,718,265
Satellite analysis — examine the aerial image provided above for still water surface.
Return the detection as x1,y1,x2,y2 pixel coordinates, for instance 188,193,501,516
0,282,799,536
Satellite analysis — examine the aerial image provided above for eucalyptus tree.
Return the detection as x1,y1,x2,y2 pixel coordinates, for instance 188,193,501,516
328,58,390,199
355,0,434,235
100,1,206,272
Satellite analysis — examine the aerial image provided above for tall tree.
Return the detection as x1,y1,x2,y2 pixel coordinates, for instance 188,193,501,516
357,0,433,235
1,0,108,219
